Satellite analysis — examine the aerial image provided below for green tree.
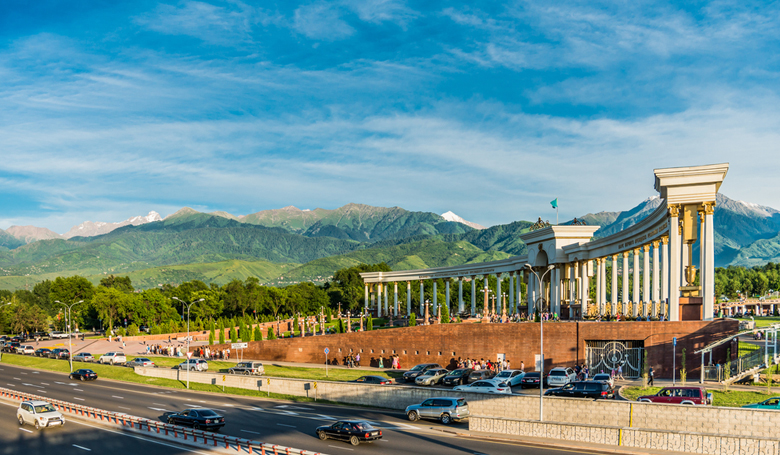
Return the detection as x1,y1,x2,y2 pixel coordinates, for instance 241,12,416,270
218,319,225,344
292,316,299,335
230,326,238,343
91,287,131,335
267,327,277,340
209,320,215,345
99,275,134,293
409,312,416,326
327,263,392,311
126,323,139,337
254,325,263,342
367,315,373,331
441,303,450,324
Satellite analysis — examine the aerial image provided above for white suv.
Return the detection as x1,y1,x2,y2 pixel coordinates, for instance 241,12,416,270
99,352,127,365
17,400,64,430
546,367,576,387
178,359,208,371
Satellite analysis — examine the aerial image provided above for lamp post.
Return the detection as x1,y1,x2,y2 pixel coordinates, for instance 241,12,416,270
171,297,205,389
525,263,555,422
0,302,11,361
54,300,83,373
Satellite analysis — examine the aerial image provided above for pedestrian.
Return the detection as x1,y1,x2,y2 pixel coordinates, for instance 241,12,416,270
617,364,624,380
520,360,525,372
648,366,654,386
356,353,361,367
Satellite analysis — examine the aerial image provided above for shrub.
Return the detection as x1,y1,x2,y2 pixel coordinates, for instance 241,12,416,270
409,313,417,327
151,325,161,335
441,303,450,324
126,323,139,337
267,327,277,340
367,315,373,331
254,325,263,341
229,327,238,343
680,348,687,385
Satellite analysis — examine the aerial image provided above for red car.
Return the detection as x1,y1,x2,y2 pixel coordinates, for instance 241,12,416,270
638,386,711,405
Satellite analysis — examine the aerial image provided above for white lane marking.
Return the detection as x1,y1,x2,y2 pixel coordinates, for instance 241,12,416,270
275,405,313,410
328,445,353,451
118,406,131,410
13,377,21,380
276,410,298,416
41,383,50,386
23,383,44,388
19,428,33,433
112,396,124,399
6,384,15,387
222,404,234,407
55,381,67,385
72,445,91,451
276,423,296,428
240,430,260,434
248,407,265,411
317,414,336,420
69,383,78,386
74,388,84,392
73,397,85,401
153,403,166,406
148,407,172,412
68,418,212,454
32,371,39,374
21,372,27,375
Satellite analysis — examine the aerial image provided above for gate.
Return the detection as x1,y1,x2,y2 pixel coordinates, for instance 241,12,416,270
586,340,645,378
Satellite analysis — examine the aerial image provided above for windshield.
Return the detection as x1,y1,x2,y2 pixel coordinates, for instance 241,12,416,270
354,422,374,430
549,371,565,376
496,371,510,378
448,369,466,376
199,410,219,417
34,404,56,413
410,365,425,371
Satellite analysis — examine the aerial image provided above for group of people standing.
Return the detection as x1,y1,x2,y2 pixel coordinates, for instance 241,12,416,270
456,357,515,372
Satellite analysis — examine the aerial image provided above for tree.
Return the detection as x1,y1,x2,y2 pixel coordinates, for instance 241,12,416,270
327,263,392,311
441,303,450,324
99,275,134,293
366,315,373,331
209,320,216,345
254,325,263,342
409,312,416,326
292,316,299,335
91,287,131,335
230,326,238,343
218,319,225,344
267,327,277,340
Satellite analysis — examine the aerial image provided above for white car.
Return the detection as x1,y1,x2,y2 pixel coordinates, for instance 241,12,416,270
16,345,35,355
491,370,525,387
17,400,64,430
178,359,208,371
126,357,156,367
49,331,68,339
453,380,512,394
98,352,127,365
415,368,449,386
546,367,576,387
592,373,615,388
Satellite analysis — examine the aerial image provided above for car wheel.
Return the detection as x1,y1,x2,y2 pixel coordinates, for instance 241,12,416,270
68,374,73,380
193,423,201,430
80,376,85,381
350,436,360,446
440,413,452,425
35,420,41,430
407,410,419,422
318,431,328,440
168,418,175,425
18,415,24,426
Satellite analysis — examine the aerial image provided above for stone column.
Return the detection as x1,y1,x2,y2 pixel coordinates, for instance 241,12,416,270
528,271,536,315
668,205,682,321
384,282,389,316
661,236,669,317
570,262,577,318
496,273,502,314
611,255,618,316
581,261,590,318
595,258,603,316
632,248,640,317
652,240,660,316
364,284,369,312
484,275,490,316
445,279,451,315
471,276,477,316
432,280,438,315
518,271,524,314
643,245,650,317
376,283,382,317
509,272,515,314
704,202,716,321
622,252,629,315
600,258,607,314
406,281,411,318
419,280,424,315
458,277,464,314
393,282,398,317
370,286,375,316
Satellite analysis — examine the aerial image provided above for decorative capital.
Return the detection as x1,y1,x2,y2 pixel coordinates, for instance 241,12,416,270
633,248,641,255
622,251,629,258
703,201,716,215
612,254,619,261
668,204,681,217
661,235,669,245
652,240,660,248
643,244,650,252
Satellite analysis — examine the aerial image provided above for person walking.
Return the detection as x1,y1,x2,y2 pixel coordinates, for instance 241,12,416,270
520,360,525,372
617,364,624,380
648,366,654,386
355,353,361,367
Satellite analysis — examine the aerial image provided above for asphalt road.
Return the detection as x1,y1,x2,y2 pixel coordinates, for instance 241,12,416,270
0,363,597,455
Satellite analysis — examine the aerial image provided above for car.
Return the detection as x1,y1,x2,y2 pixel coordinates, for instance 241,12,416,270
139,325,150,333
405,397,469,424
350,375,392,385
402,363,442,382
637,386,711,405
98,352,127,365
126,357,155,367
415,368,449,386
167,409,225,431
49,348,70,359
17,400,65,430
316,420,382,446
441,369,471,386
34,348,52,357
69,369,98,381
228,361,264,375
592,373,614,388
546,367,576,387
178,359,208,371
453,380,511,394
3,341,20,353
49,331,68,339
73,353,94,362
743,397,780,410
491,369,526,387
545,380,615,399
16,345,35,355
519,372,547,388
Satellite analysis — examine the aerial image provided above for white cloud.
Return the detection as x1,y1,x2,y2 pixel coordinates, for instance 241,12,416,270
343,0,418,26
293,2,355,40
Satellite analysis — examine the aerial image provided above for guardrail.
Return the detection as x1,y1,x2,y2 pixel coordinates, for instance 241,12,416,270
0,387,324,455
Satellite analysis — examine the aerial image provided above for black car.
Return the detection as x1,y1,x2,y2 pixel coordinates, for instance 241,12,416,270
49,348,69,359
350,375,392,385
441,368,494,386
520,372,547,388
34,348,52,357
167,409,225,431
4,342,20,353
402,363,442,382
69,369,98,381
316,420,382,446
545,381,615,399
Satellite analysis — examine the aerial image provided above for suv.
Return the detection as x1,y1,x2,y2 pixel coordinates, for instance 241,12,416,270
49,348,70,359
178,359,209,371
415,368,449,386
545,380,615,399
546,367,576,387
17,400,65,430
49,331,68,339
638,386,711,405
406,397,469,424
228,361,264,375
402,363,442,382
99,352,127,365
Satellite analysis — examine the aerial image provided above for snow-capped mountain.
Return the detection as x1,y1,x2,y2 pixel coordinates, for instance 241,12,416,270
62,211,162,239
441,211,486,230
5,225,62,243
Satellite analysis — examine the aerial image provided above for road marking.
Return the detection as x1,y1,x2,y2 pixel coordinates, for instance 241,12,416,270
21,372,27,375
153,403,167,406
248,407,265,411
118,406,131,410
72,445,91,451
222,404,234,407
74,388,84,392
73,397,85,401
41,383,50,386
112,396,124,399
32,371,39,374
69,383,78,386
275,405,312,410
328,445,353,451
22,383,44,388
13,377,21,380
240,430,261,434
317,414,336,420
19,428,33,433
276,423,296,428
68,419,212,454
148,407,172,412
276,410,298,416
6,384,15,387
55,381,67,385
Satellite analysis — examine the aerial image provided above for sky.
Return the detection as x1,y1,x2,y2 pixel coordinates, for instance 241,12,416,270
1,0,779,234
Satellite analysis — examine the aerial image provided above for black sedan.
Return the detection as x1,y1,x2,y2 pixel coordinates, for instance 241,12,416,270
350,376,392,385
519,372,547,388
316,420,382,446
545,381,614,399
167,409,225,431
69,369,98,381
34,348,51,357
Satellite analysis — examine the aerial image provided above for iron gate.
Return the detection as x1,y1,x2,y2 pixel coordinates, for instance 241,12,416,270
586,340,645,378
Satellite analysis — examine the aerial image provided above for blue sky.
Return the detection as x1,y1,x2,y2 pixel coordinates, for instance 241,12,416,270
1,1,779,233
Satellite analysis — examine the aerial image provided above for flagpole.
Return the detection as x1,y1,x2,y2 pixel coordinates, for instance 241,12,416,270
557,205,559,226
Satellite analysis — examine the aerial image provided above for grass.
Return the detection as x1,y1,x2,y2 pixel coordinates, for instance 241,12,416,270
736,317,780,328
621,386,776,407
739,343,761,356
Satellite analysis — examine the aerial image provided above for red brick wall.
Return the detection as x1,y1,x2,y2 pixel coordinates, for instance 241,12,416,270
206,319,738,379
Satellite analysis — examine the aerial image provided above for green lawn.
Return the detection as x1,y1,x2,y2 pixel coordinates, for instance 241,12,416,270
621,385,775,407
736,317,780,328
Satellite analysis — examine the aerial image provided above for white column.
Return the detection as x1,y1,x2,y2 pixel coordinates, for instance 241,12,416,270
669,205,682,321
471,276,477,315
496,273,502,314
384,283,389,316
364,285,369,312
484,276,490,315
419,281,424,314
377,283,382,317
704,202,715,321
393,282,398,317
600,258,607,313
595,258,602,316
622,252,629,315
528,272,536,315
661,236,669,317
643,244,650,317
458,277,464,313
611,255,618,316
445,279,451,314
633,248,640,317
580,261,588,317
509,273,515,314
652,240,660,316
370,286,375,316
518,271,524,314
552,267,560,316
407,281,411,317
432,280,438,315
570,262,577,319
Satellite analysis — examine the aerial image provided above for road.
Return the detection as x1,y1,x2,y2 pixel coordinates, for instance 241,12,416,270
0,363,605,455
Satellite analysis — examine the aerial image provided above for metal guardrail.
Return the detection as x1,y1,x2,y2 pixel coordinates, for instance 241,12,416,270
0,387,324,455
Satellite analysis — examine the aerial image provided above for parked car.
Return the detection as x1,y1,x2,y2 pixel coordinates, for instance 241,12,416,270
69,369,98,381
3,341,20,353
350,375,392,385
415,368,449,386
126,357,155,368
98,352,127,365
491,369,526,387
16,345,35,355
592,373,614,388
453,380,511,394
546,367,576,387
441,369,471,386
315,420,382,446
73,353,94,362
520,372,547,388
402,363,442,382
49,331,68,339
545,381,615,399
228,361,264,375
49,348,70,359
167,408,225,431
178,359,208,371
405,397,469,424
637,386,711,405
34,348,52,357
139,325,150,333
17,400,64,430
743,397,780,410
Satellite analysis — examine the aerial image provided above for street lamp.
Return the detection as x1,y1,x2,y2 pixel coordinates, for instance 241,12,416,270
171,297,205,389
0,302,11,361
525,263,555,422
54,300,83,373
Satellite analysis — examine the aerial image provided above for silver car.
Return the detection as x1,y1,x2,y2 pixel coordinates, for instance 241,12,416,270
406,397,469,424
17,400,64,430
73,353,94,362
178,359,208,371
546,367,576,388
415,368,449,386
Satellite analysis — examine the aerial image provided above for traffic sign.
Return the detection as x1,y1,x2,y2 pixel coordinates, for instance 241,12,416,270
222,375,226,381
324,348,330,355
231,342,248,349
314,381,317,389
673,337,677,346
186,351,193,359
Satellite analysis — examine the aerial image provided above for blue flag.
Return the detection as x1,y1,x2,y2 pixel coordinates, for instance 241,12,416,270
551,198,558,209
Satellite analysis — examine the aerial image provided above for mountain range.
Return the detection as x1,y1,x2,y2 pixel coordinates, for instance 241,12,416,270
0,194,778,290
